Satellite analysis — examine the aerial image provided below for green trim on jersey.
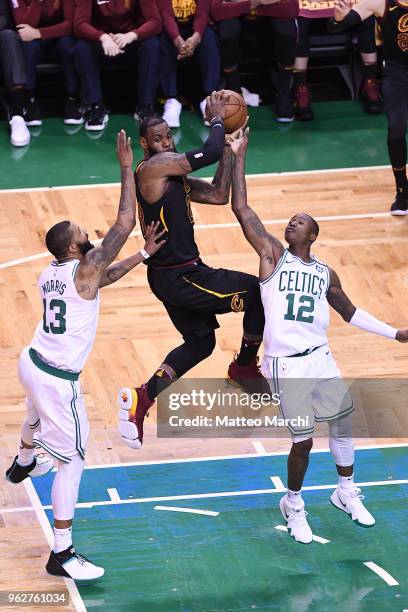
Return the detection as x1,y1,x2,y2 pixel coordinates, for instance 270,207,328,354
260,250,288,285
29,348,80,381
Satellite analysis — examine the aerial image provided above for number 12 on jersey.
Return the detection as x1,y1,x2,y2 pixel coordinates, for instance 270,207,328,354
284,293,315,323
42,298,67,334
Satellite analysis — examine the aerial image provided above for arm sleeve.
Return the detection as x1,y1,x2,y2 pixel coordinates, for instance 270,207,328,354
327,9,362,32
211,0,251,21
40,0,74,39
156,0,180,41
350,308,397,339
12,0,43,26
133,0,162,39
193,0,210,37
74,0,104,42
185,119,225,171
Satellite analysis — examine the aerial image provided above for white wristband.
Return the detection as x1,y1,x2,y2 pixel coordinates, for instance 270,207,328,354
140,248,150,260
350,307,397,339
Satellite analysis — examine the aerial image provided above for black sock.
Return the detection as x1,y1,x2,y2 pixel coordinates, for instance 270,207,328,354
393,166,408,193
224,68,241,93
8,87,25,117
362,63,377,80
236,336,262,366
388,135,408,192
146,367,174,401
293,70,307,88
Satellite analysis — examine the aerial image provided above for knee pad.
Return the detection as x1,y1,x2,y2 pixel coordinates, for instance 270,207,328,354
329,414,354,466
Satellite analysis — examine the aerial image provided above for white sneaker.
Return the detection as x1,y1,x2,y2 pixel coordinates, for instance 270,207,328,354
9,115,30,147
331,486,375,526
162,98,182,128
28,453,54,477
199,99,210,126
46,546,105,582
6,453,54,483
279,494,313,544
241,86,260,107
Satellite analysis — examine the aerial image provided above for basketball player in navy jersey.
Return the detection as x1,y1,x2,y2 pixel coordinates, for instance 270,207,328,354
118,91,267,449
328,0,408,215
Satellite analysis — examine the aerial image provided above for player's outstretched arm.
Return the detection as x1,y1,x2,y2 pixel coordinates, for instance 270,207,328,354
327,267,408,340
231,128,284,278
140,91,228,182
99,222,166,288
75,130,137,297
327,0,382,31
188,120,248,205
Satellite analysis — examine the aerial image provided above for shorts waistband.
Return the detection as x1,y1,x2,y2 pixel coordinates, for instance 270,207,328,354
149,257,200,270
29,348,80,381
287,345,322,358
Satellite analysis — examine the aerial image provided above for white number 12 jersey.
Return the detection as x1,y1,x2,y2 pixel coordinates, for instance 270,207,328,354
260,250,330,357
31,259,99,372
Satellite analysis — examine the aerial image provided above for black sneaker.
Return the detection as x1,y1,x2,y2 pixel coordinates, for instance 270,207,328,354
6,454,54,483
46,547,104,581
275,91,294,124
24,97,42,127
85,104,109,131
133,104,155,124
390,190,408,216
64,97,83,125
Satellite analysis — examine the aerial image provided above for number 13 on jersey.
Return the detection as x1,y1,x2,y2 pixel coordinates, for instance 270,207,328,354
42,298,67,334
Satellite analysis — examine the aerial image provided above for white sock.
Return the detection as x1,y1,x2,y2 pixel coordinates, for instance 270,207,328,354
53,527,73,553
287,489,303,506
339,474,354,490
17,445,35,467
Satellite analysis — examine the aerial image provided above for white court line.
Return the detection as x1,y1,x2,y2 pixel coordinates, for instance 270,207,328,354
107,487,120,502
270,476,286,492
0,164,392,194
39,477,408,511
83,442,408,470
364,562,399,586
154,505,219,517
23,479,86,612
252,441,266,455
274,525,330,544
0,211,393,271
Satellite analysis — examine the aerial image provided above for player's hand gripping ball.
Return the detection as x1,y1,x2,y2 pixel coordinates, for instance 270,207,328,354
220,89,248,134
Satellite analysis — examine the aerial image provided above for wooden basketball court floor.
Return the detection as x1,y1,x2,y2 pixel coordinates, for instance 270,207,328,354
1,166,408,611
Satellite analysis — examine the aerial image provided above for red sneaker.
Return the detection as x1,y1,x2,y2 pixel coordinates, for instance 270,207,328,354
117,384,153,449
227,356,271,394
294,84,314,122
361,78,383,114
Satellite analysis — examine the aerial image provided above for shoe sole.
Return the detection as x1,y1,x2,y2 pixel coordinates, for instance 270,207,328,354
390,210,408,216
85,117,109,131
162,116,180,128
279,497,313,544
10,137,30,147
64,118,84,125
29,464,54,479
330,493,375,527
118,388,142,449
46,569,105,582
275,117,295,124
26,120,42,127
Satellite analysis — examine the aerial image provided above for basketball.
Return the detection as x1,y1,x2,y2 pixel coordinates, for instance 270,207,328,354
222,90,248,134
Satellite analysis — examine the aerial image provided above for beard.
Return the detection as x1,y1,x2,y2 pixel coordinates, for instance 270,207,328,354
148,144,177,157
78,240,95,255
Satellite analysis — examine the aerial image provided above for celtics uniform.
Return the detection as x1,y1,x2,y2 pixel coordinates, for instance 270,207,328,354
260,250,353,436
19,259,99,462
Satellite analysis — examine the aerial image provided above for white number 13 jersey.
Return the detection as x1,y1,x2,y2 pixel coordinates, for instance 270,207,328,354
260,250,330,357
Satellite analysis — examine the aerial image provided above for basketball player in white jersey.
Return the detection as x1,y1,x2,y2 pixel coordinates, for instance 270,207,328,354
230,129,408,544
5,130,165,580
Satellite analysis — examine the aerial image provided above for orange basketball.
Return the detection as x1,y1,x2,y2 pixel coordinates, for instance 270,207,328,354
222,90,248,134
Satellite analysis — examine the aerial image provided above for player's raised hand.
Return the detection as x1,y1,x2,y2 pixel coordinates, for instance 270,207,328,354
396,329,408,342
229,127,250,157
225,116,249,146
116,130,133,168
334,0,351,21
205,90,229,122
143,221,167,256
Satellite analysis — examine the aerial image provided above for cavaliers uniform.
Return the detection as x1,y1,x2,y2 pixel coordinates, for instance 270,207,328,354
135,162,261,339
378,0,408,110
260,250,353,437
19,259,99,462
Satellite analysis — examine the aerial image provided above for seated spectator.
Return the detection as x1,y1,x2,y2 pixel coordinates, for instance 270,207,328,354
294,10,382,120
157,0,221,128
74,0,161,131
211,0,299,123
1,0,30,146
12,0,81,126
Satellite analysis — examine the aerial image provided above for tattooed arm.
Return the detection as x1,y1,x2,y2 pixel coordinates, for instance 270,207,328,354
231,129,284,280
326,268,356,321
99,222,166,288
75,130,137,299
